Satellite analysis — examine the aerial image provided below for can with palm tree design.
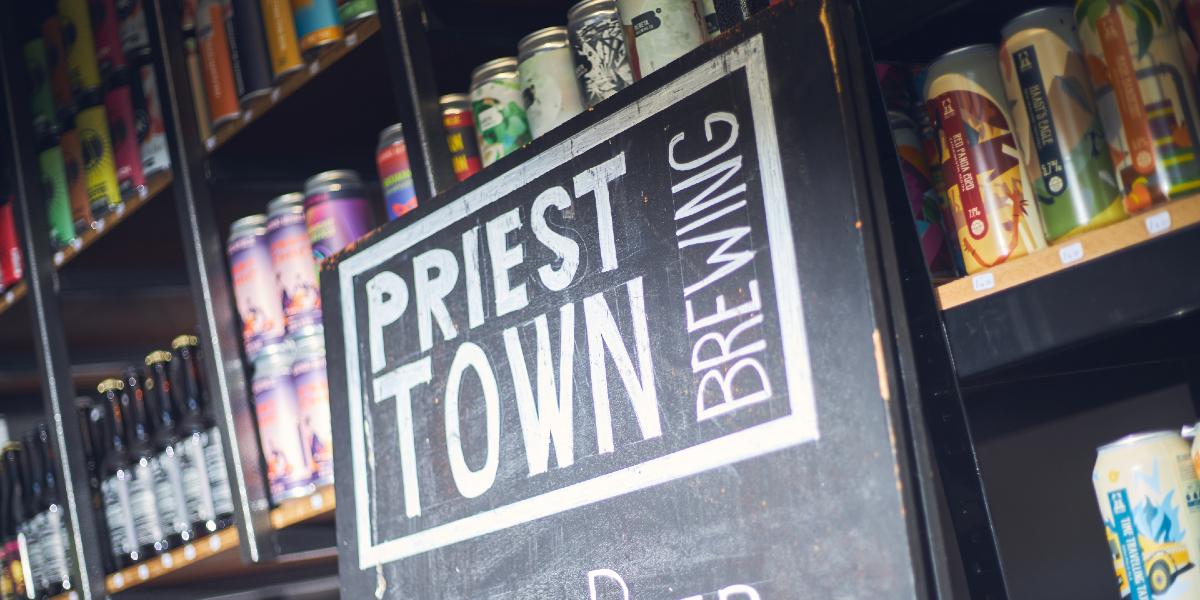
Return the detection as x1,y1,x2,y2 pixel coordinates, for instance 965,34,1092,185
924,44,1048,274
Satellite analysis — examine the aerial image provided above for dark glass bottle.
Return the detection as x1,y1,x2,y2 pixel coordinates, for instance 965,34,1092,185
98,378,153,568
19,432,46,598
2,444,28,599
122,367,172,554
76,397,115,575
144,350,195,543
0,448,16,600
35,424,73,596
171,335,234,533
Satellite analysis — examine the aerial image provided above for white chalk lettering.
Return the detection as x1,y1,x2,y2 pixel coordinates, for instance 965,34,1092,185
678,226,755,297
668,111,739,171
503,305,576,476
531,186,581,292
413,248,460,352
588,569,630,600
686,280,762,332
573,154,627,272
366,270,408,374
373,357,432,517
444,342,501,498
462,226,486,329
487,208,529,317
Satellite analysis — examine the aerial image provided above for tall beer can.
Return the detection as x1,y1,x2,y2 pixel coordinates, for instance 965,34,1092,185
252,345,313,502
116,0,152,59
184,35,214,141
1076,0,1200,211
23,40,58,136
76,100,123,210
265,193,322,336
888,112,955,277
291,332,332,485
37,134,76,248
135,63,171,176
302,170,373,262
105,70,145,196
439,94,483,181
615,0,705,78
518,27,586,139
291,0,343,55
59,123,93,231
0,198,22,290
568,0,636,107
1094,430,1200,599
925,45,1048,274
469,57,531,167
93,0,128,76
58,0,103,99
376,124,419,219
259,0,304,80
1001,7,1129,242
231,0,277,102
337,0,376,24
197,0,242,128
43,16,75,116
228,215,287,359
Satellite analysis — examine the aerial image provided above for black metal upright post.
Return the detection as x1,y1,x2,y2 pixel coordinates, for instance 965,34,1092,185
377,0,457,199
0,6,108,600
142,0,276,564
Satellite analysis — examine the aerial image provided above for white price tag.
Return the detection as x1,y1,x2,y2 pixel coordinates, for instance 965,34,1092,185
310,493,324,510
209,534,222,552
53,252,63,266
112,573,125,588
139,186,148,199
115,203,125,216
137,564,149,580
243,109,254,123
271,88,281,103
309,62,320,76
161,553,173,568
971,272,995,292
346,32,358,47
205,137,216,151
183,544,197,561
4,292,13,304
68,592,78,600
95,218,106,232
1145,210,1171,236
70,238,82,250
1057,241,1083,265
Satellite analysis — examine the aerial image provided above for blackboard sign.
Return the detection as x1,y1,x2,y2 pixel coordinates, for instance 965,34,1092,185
325,6,930,598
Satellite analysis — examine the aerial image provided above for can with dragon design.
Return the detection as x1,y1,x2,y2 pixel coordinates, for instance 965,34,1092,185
568,0,635,107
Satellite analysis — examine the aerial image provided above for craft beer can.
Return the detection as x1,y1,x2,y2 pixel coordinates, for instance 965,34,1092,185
292,0,344,55
136,63,171,175
197,0,242,128
470,57,532,167
117,0,152,59
24,40,58,136
1094,430,1200,599
291,333,332,485
518,27,586,139
265,193,322,336
232,0,276,102
1001,8,1128,243
184,35,214,141
303,170,373,262
616,0,705,78
876,62,918,116
0,198,20,290
376,124,419,219
439,94,483,181
252,345,313,503
337,0,376,23
59,0,103,98
37,136,76,248
42,16,75,116
698,0,719,39
77,101,123,210
59,124,93,231
888,112,955,277
260,0,304,80
105,71,146,196
228,215,288,359
93,0,127,75
925,45,1048,274
568,0,636,107
1076,0,1200,211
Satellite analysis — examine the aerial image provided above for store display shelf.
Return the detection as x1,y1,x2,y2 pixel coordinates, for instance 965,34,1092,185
941,195,1200,379
204,16,381,156
53,171,174,272
270,483,335,529
0,280,26,318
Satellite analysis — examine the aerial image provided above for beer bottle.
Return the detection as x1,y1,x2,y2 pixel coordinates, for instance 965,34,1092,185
35,425,73,596
2,444,27,598
144,351,195,543
121,367,171,554
76,397,115,574
98,378,150,567
0,454,15,600
19,433,45,598
171,335,234,533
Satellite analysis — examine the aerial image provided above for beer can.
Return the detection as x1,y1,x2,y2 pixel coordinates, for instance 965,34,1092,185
184,35,214,142
59,0,103,99
0,198,23,290
24,40,58,136
260,0,304,80
1076,0,1200,211
37,135,76,248
227,215,288,359
116,0,152,59
1000,8,1128,243
1094,430,1200,599
697,0,719,40
292,0,344,55
291,332,332,485
439,94,482,181
197,0,242,128
265,193,322,336
337,0,376,24
518,27,586,139
105,70,146,196
231,0,276,103
875,61,918,116
59,124,93,231
376,124,419,219
469,57,532,167
77,101,123,210
42,16,75,116
912,64,966,276
924,45,1048,274
252,345,314,503
93,0,128,76
568,0,635,107
615,0,705,78
888,112,955,278
302,170,374,262
135,63,171,176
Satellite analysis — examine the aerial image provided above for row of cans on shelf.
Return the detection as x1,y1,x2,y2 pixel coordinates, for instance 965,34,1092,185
882,1,1200,277
19,0,171,250
0,196,22,294
85,335,236,573
185,0,376,138
0,425,75,599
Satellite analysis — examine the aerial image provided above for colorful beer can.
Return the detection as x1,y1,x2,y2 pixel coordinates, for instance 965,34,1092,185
925,45,1048,274
59,0,103,98
568,0,635,107
265,193,322,336
232,0,277,102
260,0,305,80
469,57,532,167
0,198,23,290
24,40,58,136
376,124,419,219
135,63,171,176
1000,8,1128,243
197,0,242,128
291,0,344,55
302,170,374,262
42,16,75,116
875,61,918,116
1094,430,1200,600
439,94,483,181
116,0,152,59
291,332,332,485
1076,0,1200,211
77,101,123,210
336,0,376,23
184,34,215,142
913,64,967,276
888,112,955,278
105,71,146,196
252,345,313,503
697,0,719,40
93,0,128,75
37,136,76,248
615,0,705,78
228,215,288,359
518,27,586,139
59,124,94,231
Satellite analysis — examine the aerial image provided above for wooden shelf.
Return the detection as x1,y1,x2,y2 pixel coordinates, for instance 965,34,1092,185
270,484,336,529
0,280,26,318
204,16,381,155
53,171,174,271
105,527,240,595
937,194,1200,310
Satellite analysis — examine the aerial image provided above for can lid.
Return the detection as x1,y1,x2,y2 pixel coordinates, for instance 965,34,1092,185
567,0,618,23
1097,430,1181,453
928,44,999,70
97,378,125,394
439,93,471,108
1000,6,1075,41
266,192,305,216
470,57,519,87
172,334,199,350
378,122,406,146
304,170,363,195
229,214,268,239
886,110,915,130
145,350,173,366
518,27,570,60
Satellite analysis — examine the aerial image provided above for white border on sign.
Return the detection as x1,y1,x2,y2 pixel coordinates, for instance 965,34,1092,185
338,34,818,570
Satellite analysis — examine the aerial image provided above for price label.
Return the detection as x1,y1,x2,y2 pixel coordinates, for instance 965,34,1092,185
209,534,222,552
4,292,13,304
139,186,148,199
68,592,78,600
115,203,126,216
346,32,358,47
183,544,197,561
112,573,125,588
971,272,995,292
1145,210,1171,236
1057,241,1083,265
309,62,320,76
53,252,64,266
161,553,173,568
271,88,281,103
137,564,150,580
206,137,216,151
243,109,254,123
70,238,82,250
95,219,106,232
310,493,324,510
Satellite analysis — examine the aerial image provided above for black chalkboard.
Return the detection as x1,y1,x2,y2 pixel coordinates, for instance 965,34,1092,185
323,4,933,598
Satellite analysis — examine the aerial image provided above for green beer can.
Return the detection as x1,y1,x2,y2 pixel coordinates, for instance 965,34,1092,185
23,40,58,136
337,0,377,24
469,57,531,167
38,135,75,248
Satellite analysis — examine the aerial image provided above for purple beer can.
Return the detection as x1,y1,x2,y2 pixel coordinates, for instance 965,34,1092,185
227,215,286,360
291,332,332,485
252,344,313,503
266,193,322,338
302,170,374,264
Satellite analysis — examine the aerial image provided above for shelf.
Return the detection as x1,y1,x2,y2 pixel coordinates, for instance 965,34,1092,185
204,16,381,155
0,280,26,318
940,196,1200,379
270,484,335,529
53,171,174,271
105,527,240,595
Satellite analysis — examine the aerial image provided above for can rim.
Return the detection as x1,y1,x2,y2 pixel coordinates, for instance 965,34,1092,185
439,93,471,107
304,169,363,193
230,214,268,238
378,122,406,145
517,27,570,59
470,57,520,87
266,192,306,215
928,43,999,69
1000,6,1076,41
1097,430,1181,453
567,0,618,23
